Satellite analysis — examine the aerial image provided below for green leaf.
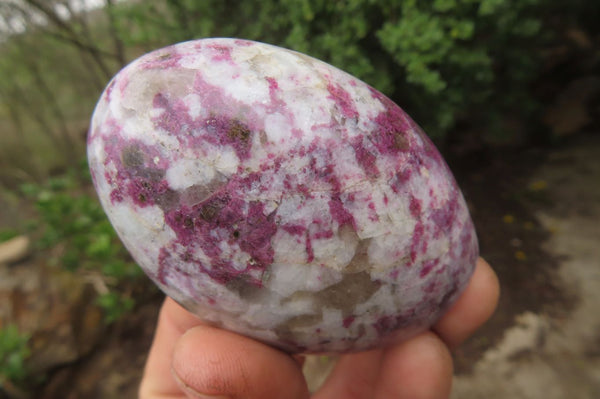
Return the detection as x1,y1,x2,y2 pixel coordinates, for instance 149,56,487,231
0,229,18,243
433,0,457,12
479,0,506,16
0,325,30,384
86,233,112,258
97,292,136,324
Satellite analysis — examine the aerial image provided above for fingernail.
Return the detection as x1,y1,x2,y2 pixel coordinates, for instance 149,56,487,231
172,367,230,399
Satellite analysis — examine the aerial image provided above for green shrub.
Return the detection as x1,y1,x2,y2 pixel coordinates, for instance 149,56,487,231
0,324,30,388
113,0,547,143
96,292,136,324
21,170,143,323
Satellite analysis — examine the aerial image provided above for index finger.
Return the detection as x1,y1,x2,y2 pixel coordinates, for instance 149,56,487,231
139,298,310,399
139,297,205,398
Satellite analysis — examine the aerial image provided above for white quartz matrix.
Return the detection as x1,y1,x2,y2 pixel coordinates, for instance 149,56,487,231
88,38,478,353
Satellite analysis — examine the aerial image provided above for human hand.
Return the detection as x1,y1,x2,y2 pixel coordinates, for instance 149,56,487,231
139,257,499,399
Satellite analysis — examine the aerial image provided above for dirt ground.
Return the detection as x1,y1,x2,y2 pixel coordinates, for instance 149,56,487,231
451,133,600,399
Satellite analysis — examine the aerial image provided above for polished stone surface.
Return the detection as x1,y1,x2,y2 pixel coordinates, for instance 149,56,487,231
88,38,478,353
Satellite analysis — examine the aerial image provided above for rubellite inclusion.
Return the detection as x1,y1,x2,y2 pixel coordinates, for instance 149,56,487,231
87,38,478,353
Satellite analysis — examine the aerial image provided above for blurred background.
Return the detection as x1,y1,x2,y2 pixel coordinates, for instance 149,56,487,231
0,0,598,398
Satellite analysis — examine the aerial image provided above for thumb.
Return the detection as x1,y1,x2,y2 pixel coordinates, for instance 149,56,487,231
171,325,310,399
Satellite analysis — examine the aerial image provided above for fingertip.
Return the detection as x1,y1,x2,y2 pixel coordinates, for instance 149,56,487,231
172,325,309,399
434,257,500,348
375,332,453,399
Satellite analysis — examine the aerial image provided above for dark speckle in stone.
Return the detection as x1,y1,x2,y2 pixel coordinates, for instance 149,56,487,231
274,313,324,342
227,119,251,142
259,130,268,145
155,189,180,210
314,271,381,314
183,217,194,229
139,168,165,182
121,146,145,168
344,237,372,274
225,274,266,301
181,181,226,207
199,195,230,222
394,132,409,152
286,271,381,317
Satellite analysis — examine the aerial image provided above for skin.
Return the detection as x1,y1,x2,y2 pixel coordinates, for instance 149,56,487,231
139,257,500,399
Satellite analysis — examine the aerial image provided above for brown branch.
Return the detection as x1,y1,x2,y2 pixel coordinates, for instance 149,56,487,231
41,28,119,60
105,0,127,68
23,0,114,80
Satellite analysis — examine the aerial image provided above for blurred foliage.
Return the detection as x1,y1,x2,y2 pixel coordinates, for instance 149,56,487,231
96,291,135,324
0,0,581,184
20,166,143,323
0,229,18,244
0,324,30,388
109,0,548,142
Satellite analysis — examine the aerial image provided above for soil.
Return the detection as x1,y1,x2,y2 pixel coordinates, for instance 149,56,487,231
36,295,163,399
447,141,579,374
452,133,600,399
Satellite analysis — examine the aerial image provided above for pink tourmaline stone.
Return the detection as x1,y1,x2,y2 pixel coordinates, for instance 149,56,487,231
87,38,478,353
